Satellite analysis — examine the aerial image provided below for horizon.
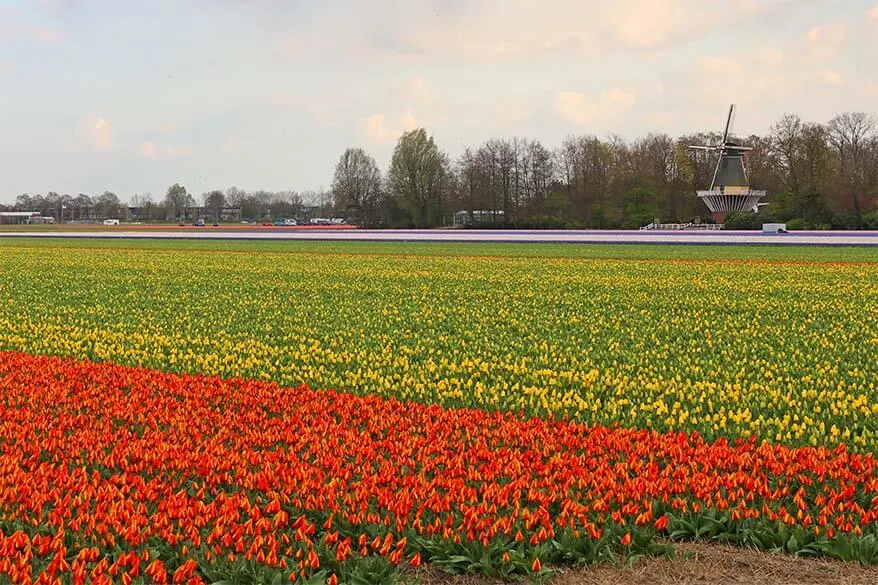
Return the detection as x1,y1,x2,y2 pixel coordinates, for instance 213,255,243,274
2,0,877,204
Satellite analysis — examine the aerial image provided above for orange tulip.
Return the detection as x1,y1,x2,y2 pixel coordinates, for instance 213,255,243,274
1,352,877,584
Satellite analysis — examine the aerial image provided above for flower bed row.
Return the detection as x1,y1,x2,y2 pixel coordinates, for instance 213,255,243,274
2,245,875,452
2,351,878,584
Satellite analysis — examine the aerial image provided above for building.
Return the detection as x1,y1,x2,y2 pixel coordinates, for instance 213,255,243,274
177,206,243,222
0,211,55,225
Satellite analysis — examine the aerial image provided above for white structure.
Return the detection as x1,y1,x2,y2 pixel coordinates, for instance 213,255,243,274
453,210,505,227
640,222,723,231
0,211,54,225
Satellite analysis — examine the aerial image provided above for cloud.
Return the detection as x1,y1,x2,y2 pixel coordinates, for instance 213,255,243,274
492,101,531,125
607,0,775,49
363,115,390,143
263,0,781,65
272,37,304,61
556,89,637,125
0,6,62,43
805,23,846,60
677,39,807,111
406,77,441,108
607,0,703,48
34,28,61,43
648,111,678,129
700,57,745,76
816,70,845,87
77,115,112,149
265,90,300,109
363,112,418,144
655,8,878,135
220,137,239,155
138,138,189,159
166,146,191,157
263,91,341,127
309,102,342,128
139,140,158,159
759,49,785,66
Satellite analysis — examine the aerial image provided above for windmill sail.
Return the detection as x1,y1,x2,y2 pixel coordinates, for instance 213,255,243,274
722,104,734,144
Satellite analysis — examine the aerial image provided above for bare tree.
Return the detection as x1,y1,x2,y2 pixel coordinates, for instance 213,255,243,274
130,193,153,207
225,187,247,208
827,112,877,218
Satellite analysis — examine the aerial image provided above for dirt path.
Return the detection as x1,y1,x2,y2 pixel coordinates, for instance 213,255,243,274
413,542,877,585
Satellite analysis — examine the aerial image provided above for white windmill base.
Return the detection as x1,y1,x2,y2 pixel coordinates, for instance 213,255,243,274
697,189,767,222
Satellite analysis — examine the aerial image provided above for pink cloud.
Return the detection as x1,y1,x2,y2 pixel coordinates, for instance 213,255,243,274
139,141,158,159
362,112,418,144
166,146,192,158
805,23,846,61
556,89,637,125
0,7,62,44
77,115,112,150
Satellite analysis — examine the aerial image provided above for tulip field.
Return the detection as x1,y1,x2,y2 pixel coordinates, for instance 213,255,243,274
0,238,877,584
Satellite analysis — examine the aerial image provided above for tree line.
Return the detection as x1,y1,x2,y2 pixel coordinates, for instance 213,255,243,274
7,186,336,224
5,111,877,229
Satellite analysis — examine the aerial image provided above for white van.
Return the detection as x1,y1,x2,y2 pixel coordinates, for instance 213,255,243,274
103,219,120,226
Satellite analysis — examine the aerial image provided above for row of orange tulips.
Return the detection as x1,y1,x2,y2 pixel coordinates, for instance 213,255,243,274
2,351,878,584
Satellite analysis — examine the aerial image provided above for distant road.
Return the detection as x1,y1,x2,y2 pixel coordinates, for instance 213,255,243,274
2,229,878,246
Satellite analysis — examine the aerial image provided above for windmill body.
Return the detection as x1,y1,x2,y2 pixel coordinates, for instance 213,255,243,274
690,105,767,224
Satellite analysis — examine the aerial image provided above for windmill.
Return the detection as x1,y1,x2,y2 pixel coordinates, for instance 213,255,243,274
689,104,767,224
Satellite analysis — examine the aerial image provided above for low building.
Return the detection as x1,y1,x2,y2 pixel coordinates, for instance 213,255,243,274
453,210,505,227
0,211,55,225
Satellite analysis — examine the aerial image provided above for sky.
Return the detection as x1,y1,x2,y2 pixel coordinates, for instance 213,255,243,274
1,0,877,204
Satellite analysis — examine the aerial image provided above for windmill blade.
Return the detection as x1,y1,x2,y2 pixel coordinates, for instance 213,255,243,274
728,105,737,142
688,145,716,151
709,149,723,191
722,104,735,144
